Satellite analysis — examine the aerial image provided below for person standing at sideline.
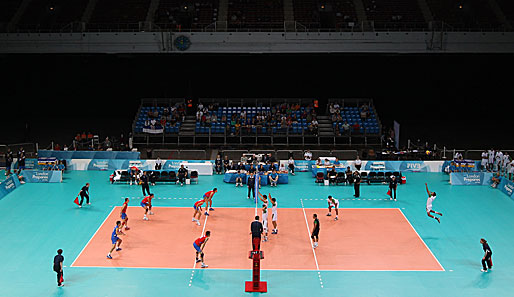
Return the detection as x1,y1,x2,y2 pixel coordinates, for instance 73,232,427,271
140,171,151,196
78,183,91,208
481,151,488,172
480,238,493,272
354,156,362,171
177,164,188,186
247,171,256,200
251,216,263,250
288,156,295,175
311,214,320,248
5,148,13,176
53,249,64,287
389,175,398,201
353,171,361,197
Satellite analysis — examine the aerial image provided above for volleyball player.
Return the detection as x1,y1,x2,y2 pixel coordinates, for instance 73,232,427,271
107,221,123,259
193,231,211,268
269,195,278,234
261,204,269,242
203,188,217,215
141,193,154,221
326,195,339,220
311,214,320,248
120,198,130,230
192,199,205,226
425,183,442,223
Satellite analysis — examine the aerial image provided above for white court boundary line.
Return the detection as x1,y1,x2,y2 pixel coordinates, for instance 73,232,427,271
189,210,209,287
300,199,324,288
70,206,116,267
397,208,445,271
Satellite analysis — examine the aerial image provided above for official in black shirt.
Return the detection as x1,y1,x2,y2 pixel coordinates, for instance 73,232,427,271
178,165,188,186
78,183,90,206
480,238,493,272
5,148,13,176
247,172,256,199
53,249,64,287
353,171,361,197
215,155,223,174
388,175,398,201
140,172,151,195
251,216,263,250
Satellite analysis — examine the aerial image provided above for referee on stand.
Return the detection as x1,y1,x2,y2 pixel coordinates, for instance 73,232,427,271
251,216,263,251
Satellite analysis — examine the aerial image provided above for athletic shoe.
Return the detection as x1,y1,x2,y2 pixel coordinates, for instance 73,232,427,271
335,217,339,221
87,203,91,205
204,212,209,216
196,259,201,263
481,269,488,272
192,218,196,222
201,264,208,268
116,248,122,251
107,255,112,259
78,205,82,208
124,227,130,230
149,211,154,215
326,213,331,216
209,208,215,211
435,217,440,223
143,216,149,221
196,221,201,226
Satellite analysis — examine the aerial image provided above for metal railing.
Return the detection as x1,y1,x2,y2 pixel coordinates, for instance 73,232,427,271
2,21,511,34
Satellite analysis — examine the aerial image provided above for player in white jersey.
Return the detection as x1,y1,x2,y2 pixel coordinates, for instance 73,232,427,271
495,151,503,172
326,195,339,221
481,151,488,172
261,204,269,242
269,195,278,234
425,183,442,223
487,149,495,172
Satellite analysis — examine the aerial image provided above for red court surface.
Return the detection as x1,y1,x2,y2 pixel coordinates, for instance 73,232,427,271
71,207,443,271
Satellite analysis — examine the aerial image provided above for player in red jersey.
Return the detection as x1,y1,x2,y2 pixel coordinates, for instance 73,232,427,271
192,199,205,226
193,231,211,268
141,193,154,221
203,188,218,216
120,198,130,230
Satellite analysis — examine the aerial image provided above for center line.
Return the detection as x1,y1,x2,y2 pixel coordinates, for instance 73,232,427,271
300,199,324,289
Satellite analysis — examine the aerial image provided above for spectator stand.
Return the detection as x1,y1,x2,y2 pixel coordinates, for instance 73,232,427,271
327,98,381,137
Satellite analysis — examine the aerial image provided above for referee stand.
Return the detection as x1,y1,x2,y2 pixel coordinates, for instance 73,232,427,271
245,176,267,293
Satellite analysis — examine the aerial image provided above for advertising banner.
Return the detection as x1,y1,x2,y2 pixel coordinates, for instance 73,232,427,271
0,175,21,200
450,172,493,185
38,150,140,160
21,170,63,183
498,178,514,198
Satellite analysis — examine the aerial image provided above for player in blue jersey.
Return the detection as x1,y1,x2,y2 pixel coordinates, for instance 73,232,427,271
107,221,123,259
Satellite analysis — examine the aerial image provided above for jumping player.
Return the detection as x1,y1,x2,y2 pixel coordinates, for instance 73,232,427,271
141,193,154,221
107,221,123,259
269,195,278,234
326,195,339,221
261,204,269,242
120,198,130,230
192,199,205,226
203,188,218,215
193,231,211,268
311,214,320,248
425,183,442,223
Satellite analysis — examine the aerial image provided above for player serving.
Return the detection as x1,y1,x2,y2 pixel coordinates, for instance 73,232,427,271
425,183,443,223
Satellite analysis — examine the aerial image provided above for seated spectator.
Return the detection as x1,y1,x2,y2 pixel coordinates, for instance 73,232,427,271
342,121,350,134
81,132,87,142
155,157,163,170
248,163,256,173
215,154,223,174
235,170,243,187
269,169,279,187
334,158,341,166
177,164,188,186
279,163,286,172
304,149,312,161
54,143,61,151
345,166,354,184
328,167,338,185
258,164,266,173
223,156,230,172
87,132,93,139
324,159,331,166
315,158,322,166
491,172,501,188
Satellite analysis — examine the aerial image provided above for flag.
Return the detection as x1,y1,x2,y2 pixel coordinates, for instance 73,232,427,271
59,274,64,283
74,196,80,205
387,189,391,196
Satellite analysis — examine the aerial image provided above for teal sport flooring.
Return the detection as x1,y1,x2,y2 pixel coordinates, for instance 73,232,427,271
1,170,513,297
